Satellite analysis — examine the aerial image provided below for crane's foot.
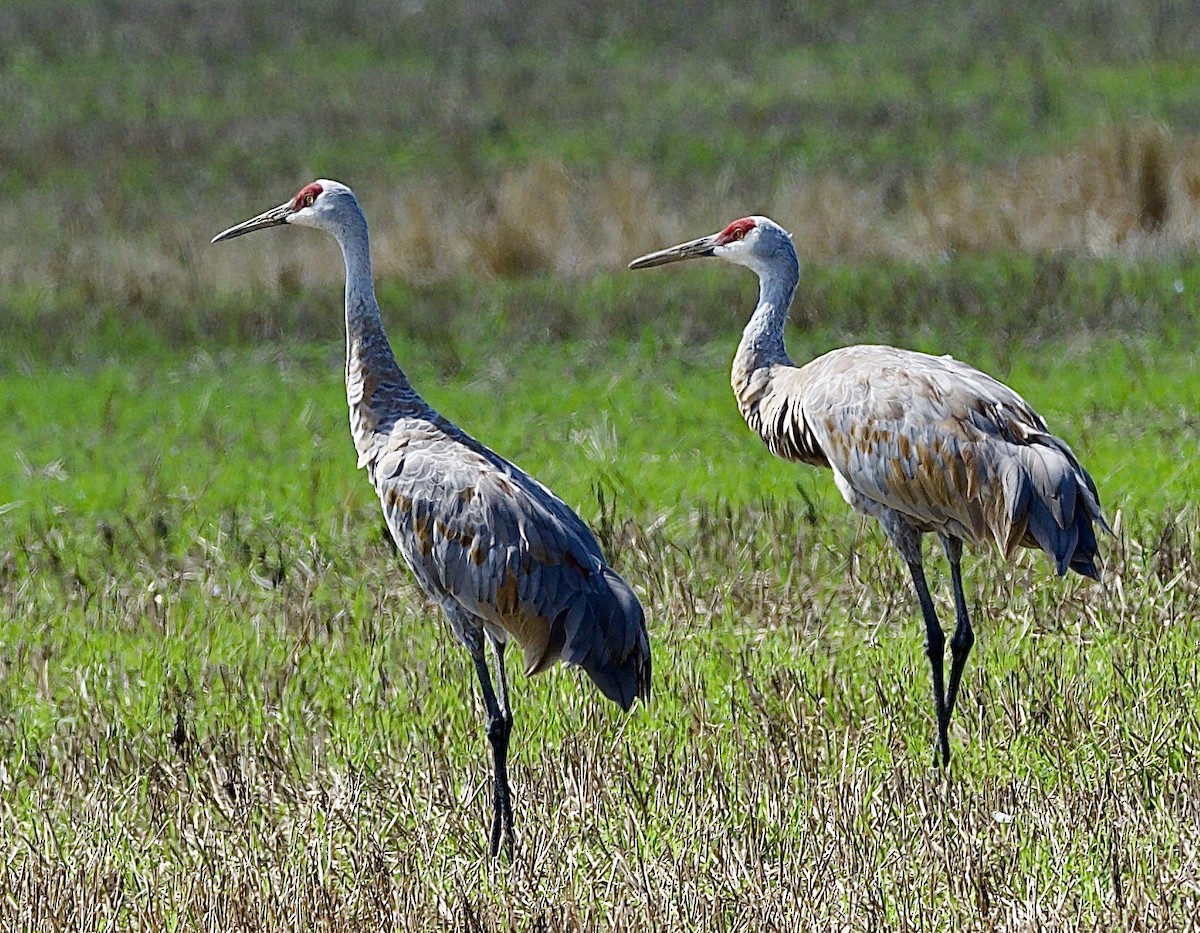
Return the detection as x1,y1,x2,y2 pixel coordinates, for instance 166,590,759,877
489,794,515,861
930,713,954,771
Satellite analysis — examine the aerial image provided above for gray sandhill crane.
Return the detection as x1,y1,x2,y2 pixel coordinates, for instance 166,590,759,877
213,180,650,858
630,216,1109,767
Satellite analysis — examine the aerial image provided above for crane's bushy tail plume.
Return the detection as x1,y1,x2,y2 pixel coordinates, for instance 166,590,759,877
1004,436,1111,580
556,568,651,711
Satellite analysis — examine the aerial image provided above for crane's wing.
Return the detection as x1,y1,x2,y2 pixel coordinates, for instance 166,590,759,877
776,346,1109,576
365,415,650,709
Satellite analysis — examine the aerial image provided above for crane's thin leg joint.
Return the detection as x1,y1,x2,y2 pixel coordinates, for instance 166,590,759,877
941,536,975,744
907,560,950,768
488,632,514,733
467,633,515,860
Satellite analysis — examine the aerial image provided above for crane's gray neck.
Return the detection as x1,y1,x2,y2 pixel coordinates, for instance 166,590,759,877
331,207,422,430
334,210,407,384
735,250,799,372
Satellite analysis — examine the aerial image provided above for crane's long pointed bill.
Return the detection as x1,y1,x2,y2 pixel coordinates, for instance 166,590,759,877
210,202,293,244
627,235,717,269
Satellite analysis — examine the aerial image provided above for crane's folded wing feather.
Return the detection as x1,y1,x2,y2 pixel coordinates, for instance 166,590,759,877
368,416,651,707
766,346,1108,575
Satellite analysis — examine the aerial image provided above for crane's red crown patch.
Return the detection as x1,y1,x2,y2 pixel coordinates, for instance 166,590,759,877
292,182,323,210
717,217,756,245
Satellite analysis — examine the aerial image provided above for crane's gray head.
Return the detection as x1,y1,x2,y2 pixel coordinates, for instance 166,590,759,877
628,216,795,279
211,179,361,244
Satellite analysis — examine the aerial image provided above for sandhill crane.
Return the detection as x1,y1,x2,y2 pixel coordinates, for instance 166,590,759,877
629,216,1109,767
213,180,650,858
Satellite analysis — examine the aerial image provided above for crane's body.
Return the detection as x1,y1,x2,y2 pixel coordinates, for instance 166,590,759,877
733,344,1103,577
214,180,650,857
630,215,1108,766
351,348,647,696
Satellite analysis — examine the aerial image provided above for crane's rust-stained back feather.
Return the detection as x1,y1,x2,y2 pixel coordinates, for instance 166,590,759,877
739,345,1110,578
362,408,651,709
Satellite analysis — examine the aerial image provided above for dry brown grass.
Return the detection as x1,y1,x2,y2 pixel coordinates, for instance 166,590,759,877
6,124,1200,313
780,121,1200,262
372,123,1200,273
285,124,1200,281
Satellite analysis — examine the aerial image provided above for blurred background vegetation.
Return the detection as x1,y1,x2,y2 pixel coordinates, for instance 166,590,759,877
4,0,1200,364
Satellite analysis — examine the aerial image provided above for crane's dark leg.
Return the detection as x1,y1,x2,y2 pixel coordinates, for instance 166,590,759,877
485,632,514,859
882,515,951,767
464,629,514,860
941,535,975,746
906,559,951,768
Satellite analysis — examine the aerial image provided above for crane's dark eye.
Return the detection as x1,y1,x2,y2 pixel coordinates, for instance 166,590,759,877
303,193,316,207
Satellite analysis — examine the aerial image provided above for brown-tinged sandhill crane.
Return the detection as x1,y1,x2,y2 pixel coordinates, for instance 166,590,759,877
213,180,650,858
629,216,1109,767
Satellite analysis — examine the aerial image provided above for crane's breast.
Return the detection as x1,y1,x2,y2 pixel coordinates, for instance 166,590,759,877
734,365,829,466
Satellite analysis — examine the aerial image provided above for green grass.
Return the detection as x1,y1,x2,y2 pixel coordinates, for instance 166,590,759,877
5,1,1200,205
6,36,1197,197
1,295,1199,926
1,332,1198,524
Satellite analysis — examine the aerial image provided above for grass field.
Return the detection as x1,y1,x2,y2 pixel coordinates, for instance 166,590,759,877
4,277,1200,929
4,1,1200,929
